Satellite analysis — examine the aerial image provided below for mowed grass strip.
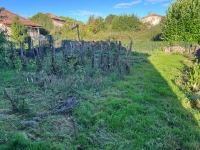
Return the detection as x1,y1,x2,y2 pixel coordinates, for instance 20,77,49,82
74,52,200,150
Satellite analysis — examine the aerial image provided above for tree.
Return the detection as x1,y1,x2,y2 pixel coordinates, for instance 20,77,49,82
87,15,106,34
162,0,200,42
96,16,106,31
11,16,27,43
0,7,6,46
0,7,8,65
30,13,53,35
105,14,117,25
87,15,98,34
0,7,7,46
111,14,141,32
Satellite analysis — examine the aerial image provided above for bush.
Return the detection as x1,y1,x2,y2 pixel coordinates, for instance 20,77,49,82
188,59,200,91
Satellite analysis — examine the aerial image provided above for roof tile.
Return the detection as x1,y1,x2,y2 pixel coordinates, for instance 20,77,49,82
0,9,41,27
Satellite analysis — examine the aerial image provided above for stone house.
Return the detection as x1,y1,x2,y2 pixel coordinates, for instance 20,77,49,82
46,13,65,27
0,9,41,37
141,12,164,26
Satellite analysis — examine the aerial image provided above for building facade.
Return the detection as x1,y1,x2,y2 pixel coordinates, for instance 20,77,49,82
141,12,164,26
47,13,65,27
0,9,41,37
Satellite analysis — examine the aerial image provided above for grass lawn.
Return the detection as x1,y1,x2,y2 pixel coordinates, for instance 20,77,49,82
0,51,199,150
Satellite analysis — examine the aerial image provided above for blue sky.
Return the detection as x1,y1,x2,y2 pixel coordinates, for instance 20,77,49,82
1,0,173,23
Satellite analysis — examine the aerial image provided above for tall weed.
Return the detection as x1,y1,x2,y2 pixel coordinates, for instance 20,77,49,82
188,59,200,91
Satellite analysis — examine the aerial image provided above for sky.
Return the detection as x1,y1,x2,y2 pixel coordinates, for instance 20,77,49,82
1,0,173,23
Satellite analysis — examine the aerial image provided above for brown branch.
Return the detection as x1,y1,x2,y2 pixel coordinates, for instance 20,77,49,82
3,88,19,112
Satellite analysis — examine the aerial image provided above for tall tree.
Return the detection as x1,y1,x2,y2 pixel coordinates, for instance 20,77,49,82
96,16,106,31
11,15,27,43
87,15,106,34
30,13,53,35
162,0,200,42
87,15,98,34
105,14,117,25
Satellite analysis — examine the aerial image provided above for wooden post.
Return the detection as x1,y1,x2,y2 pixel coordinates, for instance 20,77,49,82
31,40,35,58
91,41,95,68
20,41,24,58
189,44,192,53
107,41,110,71
52,43,56,61
65,43,68,62
125,40,132,74
70,41,73,56
99,41,103,69
80,40,85,67
10,42,15,69
36,47,40,59
38,40,41,58
28,38,31,51
113,41,118,66
118,41,121,76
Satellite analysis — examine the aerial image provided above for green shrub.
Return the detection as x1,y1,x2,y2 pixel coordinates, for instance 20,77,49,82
188,59,200,91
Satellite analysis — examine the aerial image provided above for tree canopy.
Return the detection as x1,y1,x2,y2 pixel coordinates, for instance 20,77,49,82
162,0,200,42
111,14,141,32
30,13,53,35
87,15,106,34
105,14,117,25
11,16,27,43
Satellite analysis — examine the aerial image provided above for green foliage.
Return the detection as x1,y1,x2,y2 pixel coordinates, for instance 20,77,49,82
188,59,200,91
105,14,117,25
87,15,106,34
0,132,62,150
0,30,8,67
0,30,7,51
162,0,200,42
60,16,83,26
111,14,141,32
0,46,200,149
30,13,53,35
11,16,28,43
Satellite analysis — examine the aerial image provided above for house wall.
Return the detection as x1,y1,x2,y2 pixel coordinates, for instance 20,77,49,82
53,20,64,27
141,16,162,26
27,27,40,36
0,24,40,37
0,24,11,35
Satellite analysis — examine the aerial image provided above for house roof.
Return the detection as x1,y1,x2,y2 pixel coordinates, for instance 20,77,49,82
46,13,65,22
0,9,41,27
141,12,163,20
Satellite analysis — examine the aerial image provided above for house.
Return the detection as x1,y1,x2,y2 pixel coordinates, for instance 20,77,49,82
46,13,65,27
141,12,164,26
0,9,41,37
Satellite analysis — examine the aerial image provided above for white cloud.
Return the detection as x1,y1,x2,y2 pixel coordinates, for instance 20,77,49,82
71,10,102,17
114,0,142,8
145,0,169,4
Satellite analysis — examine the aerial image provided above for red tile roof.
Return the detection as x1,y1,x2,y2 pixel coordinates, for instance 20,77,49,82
46,13,65,22
0,9,41,27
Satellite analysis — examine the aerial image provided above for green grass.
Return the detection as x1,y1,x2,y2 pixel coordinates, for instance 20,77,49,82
73,52,200,149
0,49,199,149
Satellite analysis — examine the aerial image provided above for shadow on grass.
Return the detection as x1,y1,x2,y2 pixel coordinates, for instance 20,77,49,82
0,50,200,150
74,51,200,150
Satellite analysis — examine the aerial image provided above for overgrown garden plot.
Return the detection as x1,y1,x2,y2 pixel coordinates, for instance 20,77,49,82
0,41,200,149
